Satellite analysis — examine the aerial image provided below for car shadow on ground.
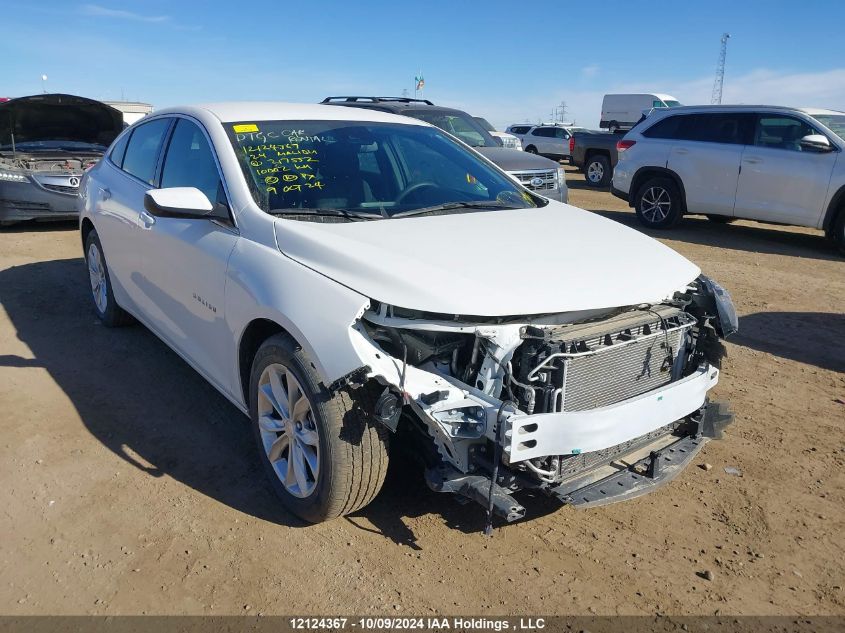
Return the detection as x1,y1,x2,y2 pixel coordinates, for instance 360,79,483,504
591,209,841,261
0,219,78,233
0,257,560,544
733,311,845,373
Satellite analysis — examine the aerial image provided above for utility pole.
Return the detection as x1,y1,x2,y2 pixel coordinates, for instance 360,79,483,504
711,33,730,105
555,101,568,123
41,74,47,93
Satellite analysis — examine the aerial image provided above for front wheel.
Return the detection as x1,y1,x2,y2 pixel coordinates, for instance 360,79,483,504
249,334,389,523
585,155,611,187
634,177,683,229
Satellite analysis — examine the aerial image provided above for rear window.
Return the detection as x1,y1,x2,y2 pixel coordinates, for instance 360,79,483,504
122,118,171,184
643,113,753,144
109,132,130,168
509,126,531,135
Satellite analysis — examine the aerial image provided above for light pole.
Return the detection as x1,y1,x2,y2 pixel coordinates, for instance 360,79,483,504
41,74,47,93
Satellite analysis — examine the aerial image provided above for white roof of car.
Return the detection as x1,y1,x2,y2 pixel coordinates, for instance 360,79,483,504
798,107,845,116
150,102,428,126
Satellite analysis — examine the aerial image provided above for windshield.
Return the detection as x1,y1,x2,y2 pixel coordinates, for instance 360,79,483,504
663,100,682,107
0,139,108,153
403,110,496,148
473,117,496,132
226,120,538,220
812,114,845,141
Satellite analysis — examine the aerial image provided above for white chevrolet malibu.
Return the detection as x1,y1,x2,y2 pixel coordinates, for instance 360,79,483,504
79,102,737,526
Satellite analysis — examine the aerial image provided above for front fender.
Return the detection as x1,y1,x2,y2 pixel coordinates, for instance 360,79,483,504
225,238,373,403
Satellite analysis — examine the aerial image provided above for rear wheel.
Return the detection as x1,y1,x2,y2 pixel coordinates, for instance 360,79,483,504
84,229,132,326
634,177,683,229
525,145,538,154
707,215,736,224
249,333,389,523
585,154,611,187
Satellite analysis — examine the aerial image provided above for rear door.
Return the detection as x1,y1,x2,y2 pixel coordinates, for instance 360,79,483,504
666,112,754,217
134,116,240,395
92,117,173,308
733,113,838,225
529,127,555,154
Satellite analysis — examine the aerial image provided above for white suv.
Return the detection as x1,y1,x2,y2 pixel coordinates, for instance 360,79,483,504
612,105,845,253
79,102,736,526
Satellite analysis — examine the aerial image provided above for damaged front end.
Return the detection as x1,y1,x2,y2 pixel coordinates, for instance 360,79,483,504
343,274,736,523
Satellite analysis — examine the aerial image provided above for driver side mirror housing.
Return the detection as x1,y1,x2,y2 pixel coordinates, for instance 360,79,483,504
493,136,504,147
144,187,220,219
799,134,833,153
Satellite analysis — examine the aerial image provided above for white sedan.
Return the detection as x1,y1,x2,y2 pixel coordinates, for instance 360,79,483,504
79,102,736,525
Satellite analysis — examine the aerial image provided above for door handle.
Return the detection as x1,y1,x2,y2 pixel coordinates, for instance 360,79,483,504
139,210,156,228
99,187,111,200
743,157,762,164
674,148,689,155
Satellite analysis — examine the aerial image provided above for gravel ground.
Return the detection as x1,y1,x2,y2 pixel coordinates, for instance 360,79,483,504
0,166,843,616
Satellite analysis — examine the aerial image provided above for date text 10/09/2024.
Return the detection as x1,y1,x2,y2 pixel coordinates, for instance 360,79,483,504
289,617,546,631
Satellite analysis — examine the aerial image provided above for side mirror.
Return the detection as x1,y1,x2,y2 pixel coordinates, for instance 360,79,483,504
144,187,215,219
799,134,833,153
493,136,504,147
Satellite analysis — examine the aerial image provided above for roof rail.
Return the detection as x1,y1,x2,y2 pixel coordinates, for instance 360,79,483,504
321,96,435,106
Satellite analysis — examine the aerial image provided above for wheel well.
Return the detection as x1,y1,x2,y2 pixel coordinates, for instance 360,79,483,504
823,185,845,236
629,167,687,211
584,149,610,162
80,218,95,250
525,144,537,151
238,318,287,406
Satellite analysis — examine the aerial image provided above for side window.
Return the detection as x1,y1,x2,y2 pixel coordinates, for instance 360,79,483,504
532,127,554,137
122,118,171,184
160,119,223,204
754,115,818,151
109,132,130,168
653,100,665,108
510,126,530,135
643,115,683,139
674,113,753,144
554,128,569,139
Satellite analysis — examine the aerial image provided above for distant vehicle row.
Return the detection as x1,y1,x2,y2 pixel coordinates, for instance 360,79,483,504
612,105,845,253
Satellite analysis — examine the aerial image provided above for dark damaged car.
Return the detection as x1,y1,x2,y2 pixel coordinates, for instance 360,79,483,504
0,94,123,225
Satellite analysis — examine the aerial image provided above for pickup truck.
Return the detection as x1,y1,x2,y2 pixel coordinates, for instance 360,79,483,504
569,130,623,188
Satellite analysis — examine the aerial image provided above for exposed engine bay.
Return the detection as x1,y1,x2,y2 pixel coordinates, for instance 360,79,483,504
351,275,736,523
0,152,100,175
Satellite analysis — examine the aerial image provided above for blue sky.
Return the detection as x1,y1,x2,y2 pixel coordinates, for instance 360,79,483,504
2,1,844,128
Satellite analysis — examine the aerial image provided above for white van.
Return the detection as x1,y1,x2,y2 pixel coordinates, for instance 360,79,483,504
601,94,681,132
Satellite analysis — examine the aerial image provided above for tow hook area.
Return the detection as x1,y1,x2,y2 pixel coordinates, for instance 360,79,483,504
553,400,734,508
425,465,526,523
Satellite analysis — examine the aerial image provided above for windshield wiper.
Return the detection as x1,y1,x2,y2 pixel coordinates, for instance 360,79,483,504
269,208,383,221
391,201,515,218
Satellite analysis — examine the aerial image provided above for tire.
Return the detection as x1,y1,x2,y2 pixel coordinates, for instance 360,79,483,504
84,229,132,326
833,210,845,256
706,215,736,224
249,333,389,523
584,154,611,188
525,145,538,154
634,177,683,229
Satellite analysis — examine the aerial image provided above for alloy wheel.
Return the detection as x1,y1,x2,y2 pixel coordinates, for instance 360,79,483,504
257,363,320,498
587,161,604,184
87,242,108,314
640,186,672,223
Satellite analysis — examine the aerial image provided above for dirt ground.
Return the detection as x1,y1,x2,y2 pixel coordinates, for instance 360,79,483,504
1,166,843,617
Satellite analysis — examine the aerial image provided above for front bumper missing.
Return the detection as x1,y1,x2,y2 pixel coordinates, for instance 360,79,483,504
427,399,733,522
552,400,733,508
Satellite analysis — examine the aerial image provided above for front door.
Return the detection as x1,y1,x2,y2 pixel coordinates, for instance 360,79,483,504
134,117,240,396
733,114,838,225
